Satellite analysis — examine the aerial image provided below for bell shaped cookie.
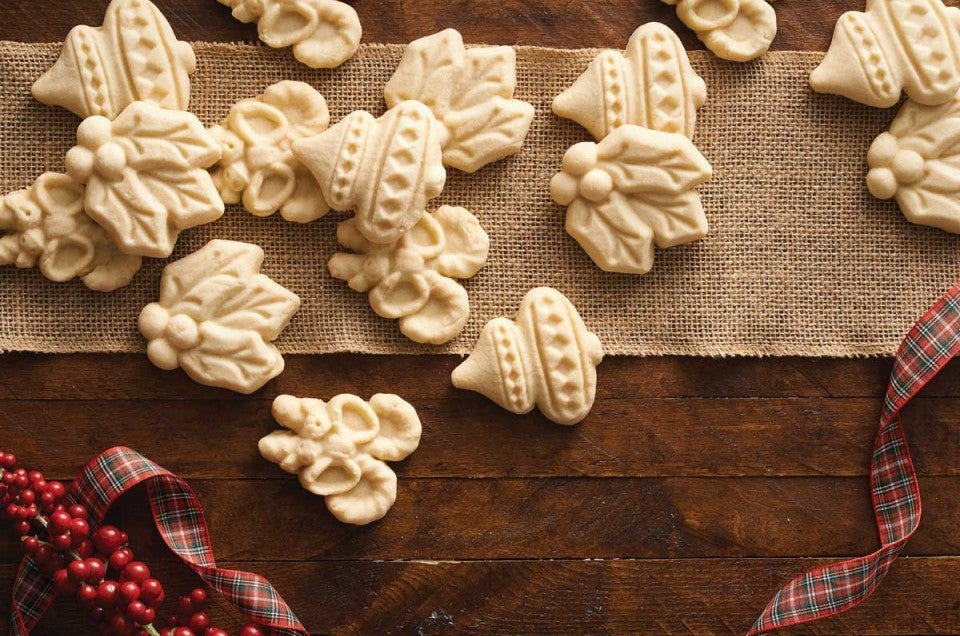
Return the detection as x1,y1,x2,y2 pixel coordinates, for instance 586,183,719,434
293,101,447,245
384,29,535,173
662,0,778,63
218,0,361,69
210,81,331,223
65,102,224,259
32,0,196,120
0,173,141,292
553,22,707,140
260,393,422,525
139,240,301,394
452,288,604,426
329,206,490,345
810,0,960,108
551,126,712,276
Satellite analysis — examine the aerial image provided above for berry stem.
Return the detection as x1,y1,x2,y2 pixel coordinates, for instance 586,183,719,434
143,624,162,636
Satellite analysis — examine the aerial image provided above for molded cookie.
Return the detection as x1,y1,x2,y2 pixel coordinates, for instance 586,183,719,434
553,23,707,140
293,101,447,245
453,288,604,426
65,101,224,259
260,393,422,525
867,93,960,233
0,173,141,292
218,0,361,69
139,240,301,394
662,0,778,63
32,0,196,120
810,0,960,108
329,206,490,345
210,81,331,223
384,29,535,173
551,126,712,275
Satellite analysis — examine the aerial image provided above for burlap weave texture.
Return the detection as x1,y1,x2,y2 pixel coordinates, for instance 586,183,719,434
0,42,956,356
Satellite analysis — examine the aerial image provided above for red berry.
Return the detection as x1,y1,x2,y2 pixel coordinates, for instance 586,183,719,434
120,532,129,545
19,489,35,505
14,474,28,489
119,580,140,603
70,518,89,543
24,503,37,518
76,538,95,558
21,536,39,553
140,578,164,605
67,503,87,520
121,561,150,585
84,557,106,583
0,453,16,469
3,503,16,518
204,629,229,636
49,510,71,534
15,506,31,520
33,544,55,570
88,606,105,623
53,568,77,595
126,599,147,622
46,481,65,499
94,525,124,554
239,625,264,636
188,612,209,632
67,559,89,582
174,628,195,636
141,606,156,624
28,471,43,484
189,588,207,607
96,580,120,608
13,520,31,536
50,532,72,551
39,491,56,509
177,594,194,616
111,613,133,634
110,547,133,570
76,583,97,608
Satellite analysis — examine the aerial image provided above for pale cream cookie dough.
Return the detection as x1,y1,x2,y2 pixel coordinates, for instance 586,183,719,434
662,0,778,63
32,0,196,120
0,173,141,292
65,102,224,259
384,29,535,173
293,101,447,245
811,0,960,108
210,81,331,223
553,22,707,140
260,393,422,525
452,287,604,426
551,125,712,276
218,0,361,69
139,240,301,394
329,206,490,345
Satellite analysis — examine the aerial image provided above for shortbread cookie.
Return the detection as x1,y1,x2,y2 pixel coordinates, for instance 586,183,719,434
218,0,361,69
260,393,422,525
65,102,224,259
0,173,141,292
139,240,301,394
329,206,490,345
452,288,604,426
551,126,712,275
293,101,447,244
867,93,960,233
384,29,535,173
553,23,707,140
210,81,331,223
662,0,778,63
32,0,196,120
811,0,960,108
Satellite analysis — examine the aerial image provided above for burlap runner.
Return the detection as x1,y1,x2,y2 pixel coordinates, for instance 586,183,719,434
0,41,956,356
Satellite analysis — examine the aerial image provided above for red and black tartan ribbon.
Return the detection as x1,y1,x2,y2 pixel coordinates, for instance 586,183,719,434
10,446,308,635
749,280,960,634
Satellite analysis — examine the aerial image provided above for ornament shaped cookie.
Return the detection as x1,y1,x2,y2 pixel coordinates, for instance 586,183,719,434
384,29,536,173
32,0,196,120
65,101,224,259
661,0,778,63
329,206,490,345
553,23,707,140
210,81,331,223
139,240,301,394
260,393,422,525
218,0,361,69
0,173,141,292
551,126,712,275
867,93,960,233
293,101,447,244
453,288,604,426
810,0,960,108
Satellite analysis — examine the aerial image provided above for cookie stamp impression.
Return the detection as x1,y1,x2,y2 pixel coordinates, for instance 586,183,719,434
384,29,535,173
139,240,301,394
218,0,362,69
210,81,331,223
32,0,196,120
811,0,960,108
662,0,778,63
0,173,141,292
452,288,604,426
553,23,707,140
293,101,447,245
329,206,490,345
66,101,224,259
260,393,422,525
551,125,712,276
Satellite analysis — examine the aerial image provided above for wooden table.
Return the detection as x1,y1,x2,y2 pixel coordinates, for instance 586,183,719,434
1,1,959,634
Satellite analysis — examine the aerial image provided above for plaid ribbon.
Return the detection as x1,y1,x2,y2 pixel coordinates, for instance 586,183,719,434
10,446,308,635
749,280,960,634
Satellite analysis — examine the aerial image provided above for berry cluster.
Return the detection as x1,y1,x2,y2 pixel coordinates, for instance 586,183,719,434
0,451,267,636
